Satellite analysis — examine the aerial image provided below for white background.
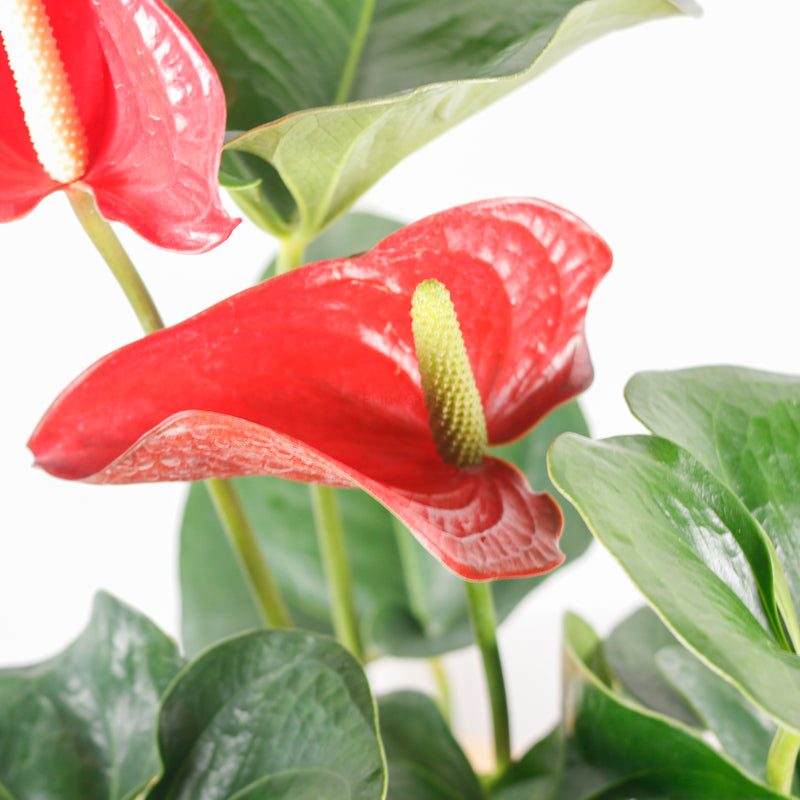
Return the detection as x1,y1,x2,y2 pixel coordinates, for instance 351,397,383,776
1,0,798,763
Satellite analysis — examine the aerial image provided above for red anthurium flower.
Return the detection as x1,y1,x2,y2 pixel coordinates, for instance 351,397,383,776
0,0,238,252
29,199,611,580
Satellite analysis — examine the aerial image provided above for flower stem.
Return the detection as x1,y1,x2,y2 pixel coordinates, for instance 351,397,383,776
767,726,800,795
310,485,364,661
464,580,511,772
392,516,430,632
275,230,308,275
66,188,164,334
205,478,292,628
67,186,292,629
430,656,452,726
273,232,363,657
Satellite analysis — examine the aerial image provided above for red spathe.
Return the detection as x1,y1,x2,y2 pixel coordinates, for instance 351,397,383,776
29,198,612,579
0,0,238,252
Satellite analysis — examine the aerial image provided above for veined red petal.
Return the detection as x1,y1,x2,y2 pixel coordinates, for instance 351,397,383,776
81,0,237,251
0,0,237,251
34,409,564,579
29,198,609,578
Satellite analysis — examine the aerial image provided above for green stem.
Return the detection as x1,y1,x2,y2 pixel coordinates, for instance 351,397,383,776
430,656,452,727
205,479,292,628
334,0,376,104
310,485,364,661
767,727,800,795
272,231,365,655
275,230,308,275
66,187,164,334
67,187,292,630
272,233,365,656
392,516,430,632
464,580,511,772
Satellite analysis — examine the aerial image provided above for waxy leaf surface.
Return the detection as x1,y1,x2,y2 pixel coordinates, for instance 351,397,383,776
0,593,184,800
0,0,238,251
605,606,782,786
145,630,385,800
378,691,485,800
657,646,780,785
169,0,698,236
493,613,786,800
559,613,787,800
549,432,800,732
31,198,610,581
626,367,800,623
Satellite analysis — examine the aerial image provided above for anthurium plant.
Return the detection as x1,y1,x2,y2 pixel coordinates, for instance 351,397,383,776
3,1,800,799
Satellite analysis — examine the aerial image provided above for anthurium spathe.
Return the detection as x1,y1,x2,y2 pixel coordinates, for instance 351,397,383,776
0,0,237,252
28,198,611,580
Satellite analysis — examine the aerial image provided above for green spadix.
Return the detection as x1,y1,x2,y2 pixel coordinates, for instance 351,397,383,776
411,279,488,467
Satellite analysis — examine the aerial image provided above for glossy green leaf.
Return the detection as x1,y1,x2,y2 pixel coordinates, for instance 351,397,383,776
549,432,800,733
490,726,564,800
603,606,700,727
378,691,485,800
0,592,184,800
225,772,350,800
606,607,787,787
657,645,779,785
180,400,592,658
146,630,385,800
171,0,698,236
626,367,800,626
560,612,787,800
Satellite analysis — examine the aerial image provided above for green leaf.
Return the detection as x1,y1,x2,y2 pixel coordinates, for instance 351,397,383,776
603,606,700,727
560,612,788,800
226,771,350,800
378,691,485,800
490,726,563,800
0,592,184,800
626,367,800,631
179,401,592,659
146,630,385,800
549,432,800,733
657,645,778,785
171,0,698,236
605,607,788,788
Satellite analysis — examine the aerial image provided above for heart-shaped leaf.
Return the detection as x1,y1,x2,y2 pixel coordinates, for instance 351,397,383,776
549,432,800,733
170,0,698,236
378,691,485,800
180,400,592,658
559,612,787,800
145,629,385,800
626,367,800,628
0,592,184,800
